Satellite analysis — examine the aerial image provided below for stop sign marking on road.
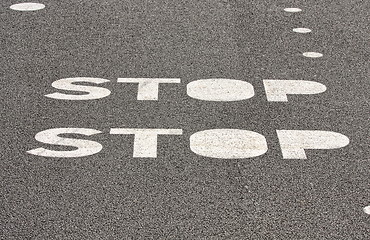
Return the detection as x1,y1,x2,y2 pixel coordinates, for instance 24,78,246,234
27,78,349,159
45,77,327,102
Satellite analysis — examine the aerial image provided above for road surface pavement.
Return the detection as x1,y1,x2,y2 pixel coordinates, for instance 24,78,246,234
1,0,369,239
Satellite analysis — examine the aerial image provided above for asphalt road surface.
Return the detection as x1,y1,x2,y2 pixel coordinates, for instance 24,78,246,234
1,0,369,239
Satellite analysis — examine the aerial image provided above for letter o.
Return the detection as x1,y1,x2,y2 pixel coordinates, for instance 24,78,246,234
187,79,255,101
190,129,268,159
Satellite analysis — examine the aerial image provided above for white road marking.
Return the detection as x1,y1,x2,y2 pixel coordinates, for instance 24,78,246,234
190,129,268,159
187,79,255,102
117,78,180,100
45,78,111,100
276,130,350,159
10,3,45,11
303,52,323,58
27,128,351,159
293,28,312,33
27,128,102,158
263,79,326,102
284,8,302,13
110,128,183,158
363,206,370,215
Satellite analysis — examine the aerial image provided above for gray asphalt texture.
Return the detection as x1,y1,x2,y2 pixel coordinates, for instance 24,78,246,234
1,0,369,239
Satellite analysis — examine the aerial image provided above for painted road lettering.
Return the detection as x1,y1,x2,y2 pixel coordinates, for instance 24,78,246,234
45,77,111,100
46,78,327,102
186,79,255,101
110,128,183,158
190,129,267,158
26,128,102,158
117,78,181,100
276,130,350,159
263,80,327,102
28,128,349,159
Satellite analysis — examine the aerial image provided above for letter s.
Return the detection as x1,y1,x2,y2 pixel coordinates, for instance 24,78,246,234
45,77,111,100
27,128,102,158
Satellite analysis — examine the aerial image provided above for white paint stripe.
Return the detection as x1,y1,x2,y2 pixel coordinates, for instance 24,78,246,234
10,3,45,11
117,78,180,100
293,28,312,33
284,8,302,13
303,52,323,58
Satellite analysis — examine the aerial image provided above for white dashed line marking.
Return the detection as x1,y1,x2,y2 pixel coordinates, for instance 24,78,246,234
284,8,302,13
10,3,45,11
364,206,370,215
302,52,323,58
293,28,312,33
